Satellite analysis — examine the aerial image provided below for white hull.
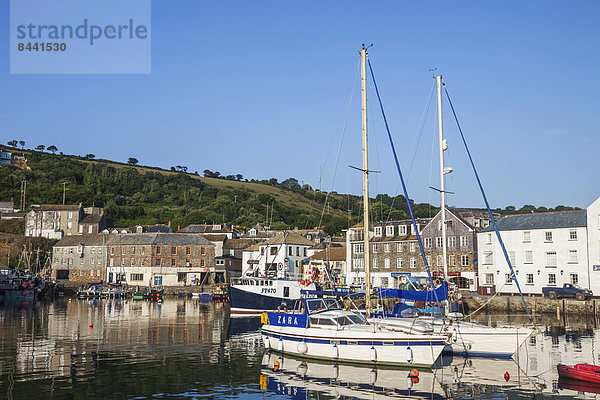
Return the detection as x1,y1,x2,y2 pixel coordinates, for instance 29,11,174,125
372,317,536,358
261,324,447,368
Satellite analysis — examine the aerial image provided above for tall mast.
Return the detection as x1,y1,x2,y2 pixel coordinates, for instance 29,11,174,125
360,45,371,317
435,75,450,285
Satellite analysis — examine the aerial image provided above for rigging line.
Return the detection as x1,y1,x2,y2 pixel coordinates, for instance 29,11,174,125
407,80,437,181
443,85,532,320
318,55,361,229
367,59,443,314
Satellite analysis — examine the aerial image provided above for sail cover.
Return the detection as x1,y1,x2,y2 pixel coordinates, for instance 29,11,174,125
377,281,448,302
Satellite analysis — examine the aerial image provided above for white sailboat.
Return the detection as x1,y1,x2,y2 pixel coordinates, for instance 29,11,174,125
370,74,536,358
260,45,450,368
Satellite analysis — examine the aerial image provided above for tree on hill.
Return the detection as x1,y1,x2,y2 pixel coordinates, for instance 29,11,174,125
128,157,139,165
7,140,17,147
19,140,25,149
47,145,58,154
85,154,95,160
35,145,45,152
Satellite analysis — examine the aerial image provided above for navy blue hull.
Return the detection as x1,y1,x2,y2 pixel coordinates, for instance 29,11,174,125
228,286,288,312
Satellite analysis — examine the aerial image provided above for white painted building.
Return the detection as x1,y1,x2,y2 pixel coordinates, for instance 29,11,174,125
241,232,313,279
587,197,600,294
477,210,589,295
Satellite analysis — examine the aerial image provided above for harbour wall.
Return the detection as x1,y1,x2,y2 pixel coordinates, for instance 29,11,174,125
462,293,600,316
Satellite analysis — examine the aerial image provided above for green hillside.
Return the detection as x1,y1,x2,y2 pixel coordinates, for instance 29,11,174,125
0,147,439,234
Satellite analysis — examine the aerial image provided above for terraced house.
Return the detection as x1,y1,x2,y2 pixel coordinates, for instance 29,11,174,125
106,233,215,287
51,234,108,285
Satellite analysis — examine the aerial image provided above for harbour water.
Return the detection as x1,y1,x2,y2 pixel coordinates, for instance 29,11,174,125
0,298,598,399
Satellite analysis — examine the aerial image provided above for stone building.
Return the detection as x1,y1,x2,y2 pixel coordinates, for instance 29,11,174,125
420,207,499,291
346,218,432,289
25,204,106,239
51,234,108,285
106,233,216,287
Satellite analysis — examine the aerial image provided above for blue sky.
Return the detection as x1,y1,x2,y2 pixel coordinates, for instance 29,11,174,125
2,1,598,209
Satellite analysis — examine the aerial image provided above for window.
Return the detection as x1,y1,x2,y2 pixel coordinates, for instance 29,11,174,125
548,273,556,285
436,237,443,247
485,273,494,285
384,258,390,269
460,236,468,247
526,273,534,285
201,247,206,256
130,273,143,281
141,259,145,267
141,247,145,256
304,248,307,257
185,258,191,265
569,250,578,263
397,243,403,252
372,244,378,253
483,251,493,264
171,246,177,256
67,221,72,229
78,225,83,233
186,246,191,256
88,225,92,233
570,230,578,241
487,233,492,244
424,238,432,248
155,258,161,266
201,259,205,267
384,243,391,253
523,231,531,242
570,273,579,285
436,255,443,266
288,246,293,256
446,220,453,230
409,242,416,252
396,258,403,268
449,255,455,266
386,226,394,236
505,273,513,284
353,243,364,253
131,246,136,255
524,250,533,263
130,258,135,267
156,246,161,256
509,251,516,265
109,258,114,267
121,259,125,266
399,225,407,235
409,257,416,268
545,251,557,267
372,258,378,269
171,258,176,267
374,227,382,236
545,232,553,242
110,247,115,255
68,211,73,219
448,236,456,248
270,247,277,255
411,224,420,235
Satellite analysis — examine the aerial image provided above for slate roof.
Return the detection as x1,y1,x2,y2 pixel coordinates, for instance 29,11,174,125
37,204,81,211
80,214,104,224
178,224,234,234
0,201,14,209
55,234,108,247
106,233,214,246
223,238,263,249
199,234,228,242
266,232,314,246
310,247,347,261
481,210,587,232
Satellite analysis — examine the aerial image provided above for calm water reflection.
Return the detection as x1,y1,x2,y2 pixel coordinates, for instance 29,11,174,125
0,298,598,399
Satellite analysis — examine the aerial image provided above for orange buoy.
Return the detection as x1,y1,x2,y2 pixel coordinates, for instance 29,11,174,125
411,376,419,384
89,323,93,329
410,369,419,378
504,371,510,382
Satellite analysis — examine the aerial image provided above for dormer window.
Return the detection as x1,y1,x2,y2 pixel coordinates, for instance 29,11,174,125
385,226,394,236
374,227,382,236
399,225,407,235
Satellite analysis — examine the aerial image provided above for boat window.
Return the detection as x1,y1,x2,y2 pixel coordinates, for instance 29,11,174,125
324,298,341,309
335,316,354,326
310,317,336,326
306,299,327,312
347,314,366,324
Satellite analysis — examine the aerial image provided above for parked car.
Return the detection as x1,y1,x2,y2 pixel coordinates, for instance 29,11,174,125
542,283,592,300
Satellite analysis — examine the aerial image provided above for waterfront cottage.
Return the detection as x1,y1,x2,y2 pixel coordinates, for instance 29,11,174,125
51,234,109,284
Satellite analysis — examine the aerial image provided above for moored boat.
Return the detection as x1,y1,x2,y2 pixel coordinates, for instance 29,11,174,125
557,363,600,384
229,277,316,314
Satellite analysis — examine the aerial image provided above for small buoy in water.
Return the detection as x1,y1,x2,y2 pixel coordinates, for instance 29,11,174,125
410,369,419,378
89,323,93,329
411,376,419,384
458,300,463,305
504,371,510,382
22,291,27,296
